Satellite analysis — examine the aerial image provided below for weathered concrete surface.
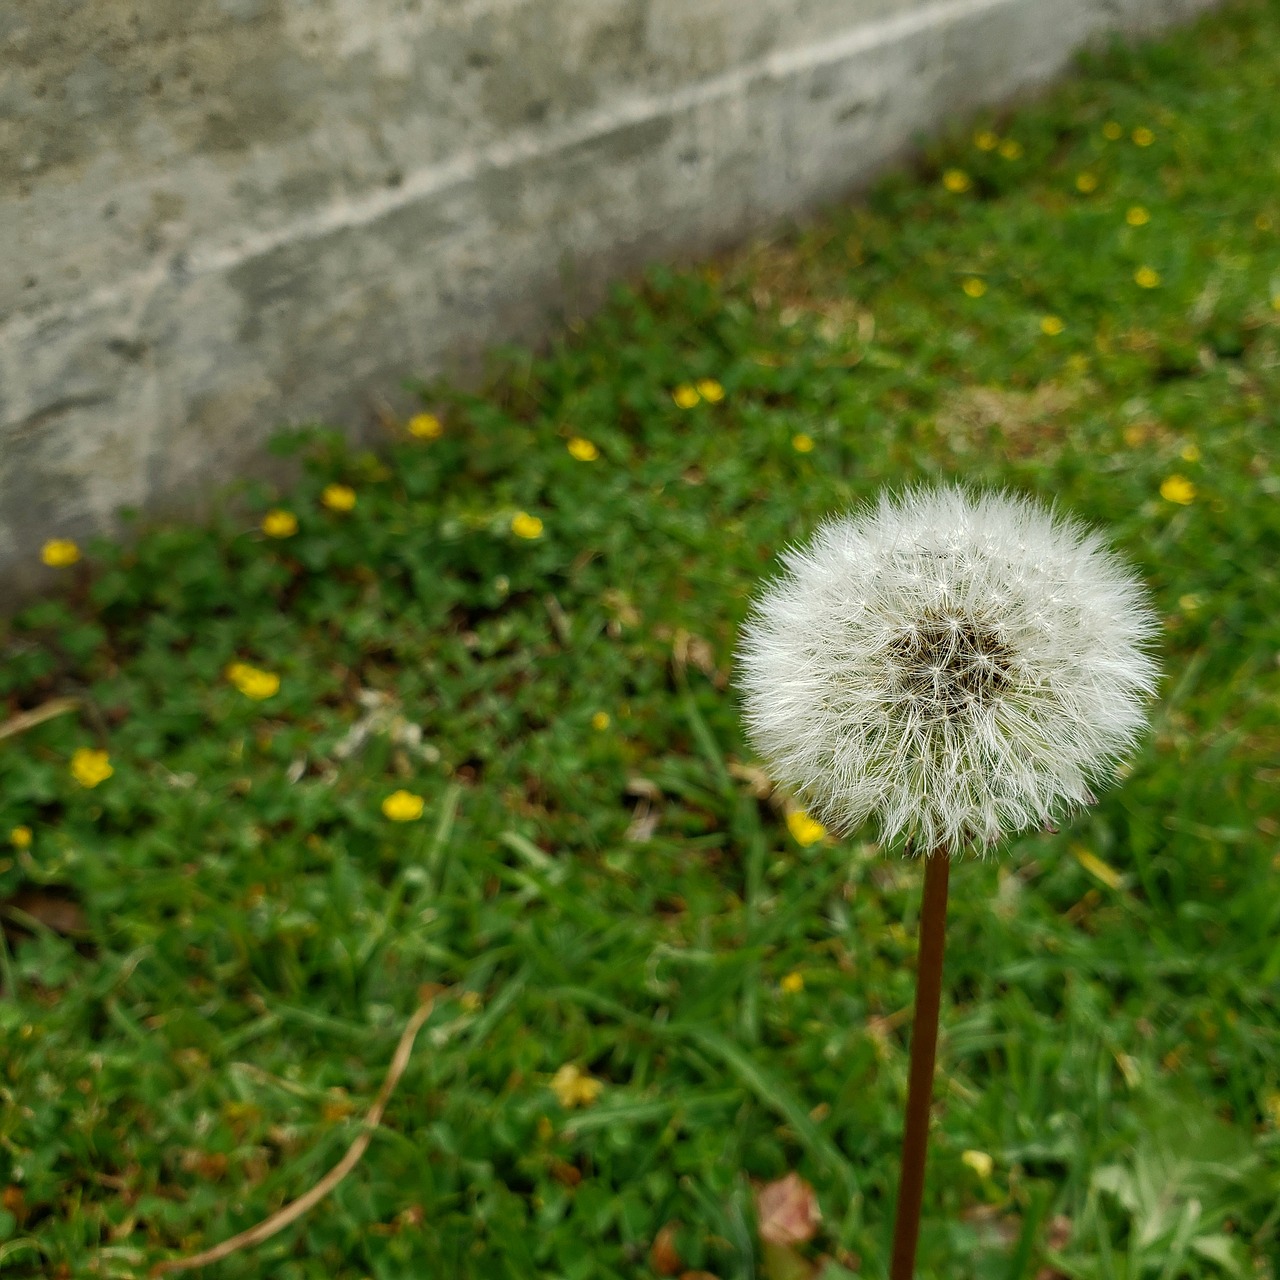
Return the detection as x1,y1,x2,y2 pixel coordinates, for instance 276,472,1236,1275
1,0,1218,593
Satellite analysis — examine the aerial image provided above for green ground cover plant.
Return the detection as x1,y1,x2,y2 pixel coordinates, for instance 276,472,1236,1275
2,1,1279,1275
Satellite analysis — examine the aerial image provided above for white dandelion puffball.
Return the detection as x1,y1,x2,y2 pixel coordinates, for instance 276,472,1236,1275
736,486,1160,855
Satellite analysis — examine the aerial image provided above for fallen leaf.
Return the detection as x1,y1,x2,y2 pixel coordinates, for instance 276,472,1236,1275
1,886,88,938
757,1172,821,1246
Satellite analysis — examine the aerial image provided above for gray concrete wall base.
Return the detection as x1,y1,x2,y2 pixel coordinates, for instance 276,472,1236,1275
0,0,1219,595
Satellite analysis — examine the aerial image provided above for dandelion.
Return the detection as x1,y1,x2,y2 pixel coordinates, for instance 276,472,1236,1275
780,971,805,994
791,433,816,454
1134,266,1161,289
1132,126,1155,146
1102,121,1124,140
672,384,701,409
382,790,425,822
567,437,599,461
941,169,971,193
10,826,32,849
695,378,725,403
550,1063,604,1109
261,509,298,538
41,539,81,568
591,711,611,731
961,278,987,298
321,484,356,511
70,748,114,789
736,486,1158,1276
786,810,827,847
1040,316,1065,336
1160,475,1195,505
973,130,999,151
511,512,544,540
961,1150,994,1179
408,413,443,440
227,662,280,700
1075,172,1098,193
1126,205,1150,227
997,139,1022,160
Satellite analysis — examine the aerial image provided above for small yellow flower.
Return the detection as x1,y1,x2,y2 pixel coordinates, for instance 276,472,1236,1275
511,512,543,540
695,378,725,403
41,539,81,568
1180,442,1201,463
973,130,999,151
1134,266,1161,289
382,790,425,822
962,277,987,298
1102,121,1124,141
1075,172,1098,193
567,437,599,461
997,139,1023,160
70,748,113,789
942,169,971,193
791,433,815,454
226,662,281,700
408,413,443,440
961,1150,994,1179
591,711,611,731
786,810,826,847
672,384,700,409
1126,205,1150,227
261,509,298,538
780,971,805,995
550,1063,604,1109
321,484,356,511
1040,315,1065,336
10,826,32,849
1160,475,1195,505
1132,126,1155,147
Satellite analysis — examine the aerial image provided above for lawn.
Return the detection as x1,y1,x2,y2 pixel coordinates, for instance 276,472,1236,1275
2,1,1279,1276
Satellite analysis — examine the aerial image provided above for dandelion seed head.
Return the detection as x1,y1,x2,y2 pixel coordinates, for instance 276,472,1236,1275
735,486,1159,856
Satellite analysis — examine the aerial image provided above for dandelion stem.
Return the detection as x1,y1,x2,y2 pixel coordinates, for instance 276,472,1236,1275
889,849,951,1280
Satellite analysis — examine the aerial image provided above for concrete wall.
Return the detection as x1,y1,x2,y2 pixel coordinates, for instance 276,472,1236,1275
1,0,1217,593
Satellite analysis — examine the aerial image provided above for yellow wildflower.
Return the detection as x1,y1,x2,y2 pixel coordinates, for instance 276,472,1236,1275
408,413,443,440
70,748,113,789
1134,266,1161,289
780,972,805,995
10,826,32,849
1102,121,1123,140
786,810,826,847
1160,475,1195,505
41,539,81,568
567,437,599,461
791,433,815,454
321,484,356,511
962,277,987,298
550,1063,604,1109
261,509,298,538
961,1150,994,1179
1180,442,1200,462
511,512,544,540
1132,126,1155,147
997,139,1022,160
1126,205,1150,227
591,711,611,731
381,790,425,822
695,378,725,403
974,130,999,151
227,662,280,700
1075,172,1098,193
942,169,971,193
1040,315,1065,336
672,384,700,409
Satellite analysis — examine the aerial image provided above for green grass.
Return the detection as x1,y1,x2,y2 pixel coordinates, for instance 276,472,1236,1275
3,2,1280,1276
